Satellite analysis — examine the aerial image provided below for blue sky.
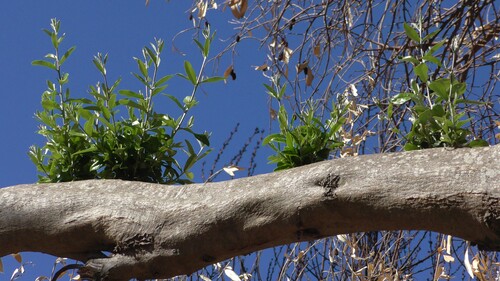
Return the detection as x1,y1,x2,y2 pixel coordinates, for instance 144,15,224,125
1,1,274,279
3,1,496,280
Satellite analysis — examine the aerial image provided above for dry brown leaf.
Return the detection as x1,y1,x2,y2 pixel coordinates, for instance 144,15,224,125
240,0,248,17
341,147,357,157
337,234,348,243
294,250,305,262
306,70,314,86
223,165,245,177
282,47,292,64
197,0,208,19
433,265,443,281
314,43,321,58
229,0,248,19
296,61,308,74
12,253,22,263
224,65,233,79
496,133,500,140
464,245,474,278
200,275,212,281
446,235,452,254
443,254,455,263
254,63,268,71
269,108,277,119
352,134,364,146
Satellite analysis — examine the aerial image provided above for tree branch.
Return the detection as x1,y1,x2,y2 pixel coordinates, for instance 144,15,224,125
1,146,499,280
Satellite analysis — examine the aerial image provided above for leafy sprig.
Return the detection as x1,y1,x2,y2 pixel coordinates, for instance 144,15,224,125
29,19,222,184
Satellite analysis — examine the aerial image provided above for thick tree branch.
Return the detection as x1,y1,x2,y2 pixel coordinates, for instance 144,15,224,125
1,146,499,280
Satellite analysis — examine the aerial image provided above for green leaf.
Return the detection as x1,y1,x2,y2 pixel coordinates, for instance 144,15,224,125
399,56,420,65
83,105,100,111
183,96,198,109
451,81,466,97
264,84,277,98
203,37,211,57
77,108,93,120
194,133,210,146
404,143,420,151
387,103,393,118
41,99,60,111
152,85,168,97
144,46,158,65
69,97,93,104
154,74,174,87
119,99,147,111
328,117,346,135
263,133,286,145
422,54,441,67
72,145,98,156
50,32,59,49
119,90,143,99
193,39,204,54
100,104,112,120
184,139,195,155
200,76,225,84
455,99,487,105
428,78,451,100
93,56,106,75
185,171,194,180
97,116,113,129
414,63,428,83
28,146,43,165
59,72,69,85
404,23,421,43
59,46,76,65
184,61,197,85
431,104,445,117
32,60,57,70
277,106,288,129
136,59,148,78
165,94,185,110
422,30,440,43
425,40,445,55
468,139,489,148
132,72,149,86
278,84,287,99
84,117,95,135
391,92,414,105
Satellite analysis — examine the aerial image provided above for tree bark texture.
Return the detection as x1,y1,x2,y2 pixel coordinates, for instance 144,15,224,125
0,146,499,280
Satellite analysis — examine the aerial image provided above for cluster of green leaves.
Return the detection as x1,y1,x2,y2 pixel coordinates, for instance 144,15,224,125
29,19,221,184
391,22,488,151
263,78,346,170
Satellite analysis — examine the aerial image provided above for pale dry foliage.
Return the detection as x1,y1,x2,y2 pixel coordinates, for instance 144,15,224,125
174,0,500,280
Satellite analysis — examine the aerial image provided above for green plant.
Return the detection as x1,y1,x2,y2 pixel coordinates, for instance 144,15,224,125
29,19,222,184
391,22,488,151
263,77,347,171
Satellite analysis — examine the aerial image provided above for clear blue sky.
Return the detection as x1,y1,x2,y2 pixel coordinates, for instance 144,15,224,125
1,1,274,279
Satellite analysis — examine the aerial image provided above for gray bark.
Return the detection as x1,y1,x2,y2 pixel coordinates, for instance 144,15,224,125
0,146,499,280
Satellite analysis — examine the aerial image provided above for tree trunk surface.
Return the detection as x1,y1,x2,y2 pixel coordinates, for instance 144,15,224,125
1,146,499,280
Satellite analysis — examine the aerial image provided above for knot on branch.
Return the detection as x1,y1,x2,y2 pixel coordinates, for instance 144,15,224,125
478,198,500,251
315,173,341,198
114,233,154,255
296,228,321,240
